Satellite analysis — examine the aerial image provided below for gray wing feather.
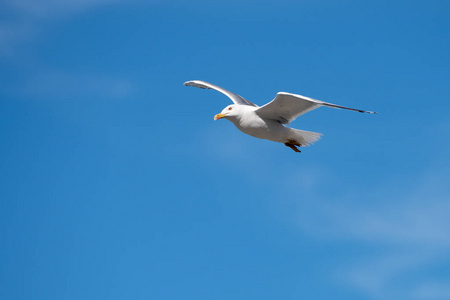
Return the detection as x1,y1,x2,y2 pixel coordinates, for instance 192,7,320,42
256,92,377,124
184,80,258,107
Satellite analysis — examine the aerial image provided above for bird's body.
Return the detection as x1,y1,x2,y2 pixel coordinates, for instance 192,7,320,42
222,104,318,147
184,80,376,152
223,105,287,142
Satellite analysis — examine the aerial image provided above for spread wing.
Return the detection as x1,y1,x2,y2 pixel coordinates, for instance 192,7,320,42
184,80,258,107
256,92,377,124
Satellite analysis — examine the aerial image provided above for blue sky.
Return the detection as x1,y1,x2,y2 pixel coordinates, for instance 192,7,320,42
1,0,450,299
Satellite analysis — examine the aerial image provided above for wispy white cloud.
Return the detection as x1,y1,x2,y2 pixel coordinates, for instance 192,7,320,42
287,162,450,299
413,281,450,300
6,0,122,18
340,251,441,300
0,0,135,99
0,21,34,58
0,0,125,58
22,69,134,99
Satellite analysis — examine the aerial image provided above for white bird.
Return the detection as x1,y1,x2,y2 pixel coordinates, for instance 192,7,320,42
184,80,377,152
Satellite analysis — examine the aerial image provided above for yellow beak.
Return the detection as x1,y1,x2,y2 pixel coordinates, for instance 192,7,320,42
214,113,226,121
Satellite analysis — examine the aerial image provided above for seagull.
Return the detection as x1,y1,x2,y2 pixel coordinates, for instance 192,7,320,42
184,80,377,152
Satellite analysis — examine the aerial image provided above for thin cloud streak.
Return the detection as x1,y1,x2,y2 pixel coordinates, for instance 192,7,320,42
22,69,134,99
413,281,450,300
1,0,135,99
0,0,126,58
289,162,450,299
4,0,123,18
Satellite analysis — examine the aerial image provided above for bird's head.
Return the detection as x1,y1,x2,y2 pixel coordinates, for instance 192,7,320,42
214,105,239,121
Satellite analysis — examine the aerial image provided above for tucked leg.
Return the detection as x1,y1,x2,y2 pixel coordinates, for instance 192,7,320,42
284,139,302,153
285,139,302,153
285,143,300,152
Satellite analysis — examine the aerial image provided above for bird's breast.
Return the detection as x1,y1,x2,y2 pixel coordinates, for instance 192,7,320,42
231,114,288,142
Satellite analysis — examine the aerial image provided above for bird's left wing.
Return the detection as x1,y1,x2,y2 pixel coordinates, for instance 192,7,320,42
184,80,257,107
256,92,377,124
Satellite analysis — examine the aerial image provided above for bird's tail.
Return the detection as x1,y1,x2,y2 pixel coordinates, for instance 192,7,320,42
289,128,322,146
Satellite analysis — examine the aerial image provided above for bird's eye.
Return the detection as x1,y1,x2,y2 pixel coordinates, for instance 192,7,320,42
228,107,233,111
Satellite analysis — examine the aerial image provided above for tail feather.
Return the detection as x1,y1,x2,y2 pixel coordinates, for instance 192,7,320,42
289,129,322,146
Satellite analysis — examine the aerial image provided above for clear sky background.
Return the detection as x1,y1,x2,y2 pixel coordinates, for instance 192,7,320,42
1,1,450,299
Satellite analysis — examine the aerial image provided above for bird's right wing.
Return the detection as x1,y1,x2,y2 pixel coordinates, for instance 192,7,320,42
184,80,258,107
256,92,377,124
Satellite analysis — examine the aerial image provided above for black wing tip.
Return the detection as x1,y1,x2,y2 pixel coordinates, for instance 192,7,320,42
183,80,210,89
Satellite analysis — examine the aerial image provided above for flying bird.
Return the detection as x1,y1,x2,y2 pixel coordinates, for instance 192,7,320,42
184,80,377,152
